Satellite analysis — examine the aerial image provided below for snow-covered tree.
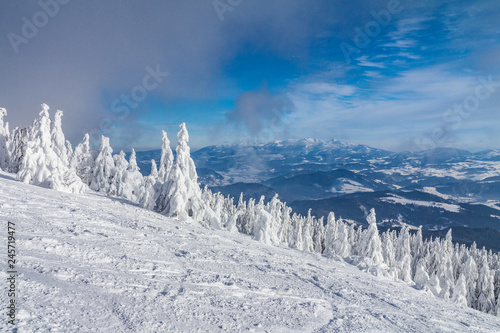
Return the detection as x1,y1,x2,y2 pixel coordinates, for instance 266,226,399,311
359,208,384,265
289,214,304,250
411,226,424,278
452,273,468,307
118,149,144,202
51,110,69,166
0,108,10,170
8,127,28,173
156,123,204,220
381,231,396,269
462,254,479,308
333,221,351,258
302,210,315,253
476,254,496,314
252,201,280,245
17,104,85,193
158,130,174,182
71,133,94,185
395,226,412,282
90,136,116,195
323,212,337,257
140,159,158,210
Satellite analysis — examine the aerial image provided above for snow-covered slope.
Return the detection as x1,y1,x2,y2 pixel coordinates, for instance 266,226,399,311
1,172,499,332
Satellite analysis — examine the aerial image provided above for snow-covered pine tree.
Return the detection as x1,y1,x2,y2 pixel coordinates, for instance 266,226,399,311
414,257,430,286
71,133,94,185
278,204,293,246
395,226,412,282
90,136,116,195
462,253,479,308
112,150,129,197
359,208,384,265
18,105,54,184
157,123,205,221
411,226,424,279
476,254,496,314
226,193,245,233
323,212,337,257
118,148,144,202
452,273,468,307
150,159,158,178
158,130,174,182
333,220,351,258
8,127,28,173
381,231,396,269
140,159,159,210
290,214,304,250
302,209,315,253
351,224,362,256
0,108,10,170
252,196,280,245
51,110,69,166
312,216,325,254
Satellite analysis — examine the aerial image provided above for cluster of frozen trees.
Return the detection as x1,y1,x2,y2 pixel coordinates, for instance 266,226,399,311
0,104,220,222
201,192,500,316
0,104,499,316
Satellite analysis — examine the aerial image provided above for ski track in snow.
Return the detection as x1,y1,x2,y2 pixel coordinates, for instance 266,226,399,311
0,172,499,332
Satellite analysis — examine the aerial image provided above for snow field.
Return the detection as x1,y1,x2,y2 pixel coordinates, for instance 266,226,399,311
1,173,499,332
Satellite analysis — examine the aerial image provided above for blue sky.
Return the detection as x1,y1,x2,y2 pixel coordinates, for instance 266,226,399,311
0,0,499,151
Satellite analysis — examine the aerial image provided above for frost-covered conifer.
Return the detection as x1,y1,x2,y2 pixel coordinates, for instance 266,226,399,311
452,273,468,307
333,221,351,257
0,108,10,170
158,130,174,182
8,127,28,173
414,258,430,286
90,136,116,194
360,208,383,265
252,200,280,245
157,123,205,221
462,254,479,308
323,212,337,257
302,210,315,253
476,254,496,314
290,214,304,250
71,134,94,185
396,226,412,282
381,231,396,268
51,110,69,166
118,149,144,202
411,226,424,278
140,159,158,210
17,104,85,193
112,150,129,196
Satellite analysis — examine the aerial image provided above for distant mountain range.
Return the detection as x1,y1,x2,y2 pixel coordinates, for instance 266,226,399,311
134,139,500,249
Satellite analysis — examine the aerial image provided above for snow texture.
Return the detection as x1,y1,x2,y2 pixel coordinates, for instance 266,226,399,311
1,172,499,332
